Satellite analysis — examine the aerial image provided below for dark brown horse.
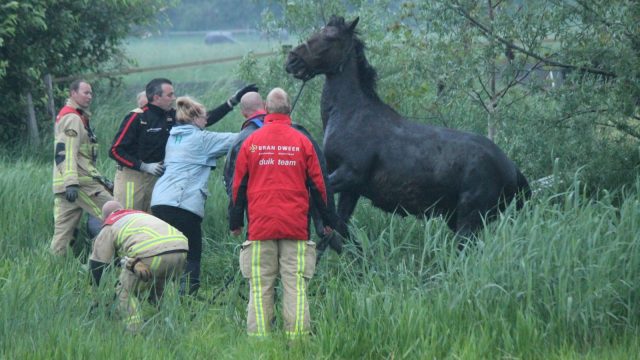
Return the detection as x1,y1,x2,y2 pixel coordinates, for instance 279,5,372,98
285,16,530,238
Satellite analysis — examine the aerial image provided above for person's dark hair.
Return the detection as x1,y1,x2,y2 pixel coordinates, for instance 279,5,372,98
69,79,88,93
145,78,173,103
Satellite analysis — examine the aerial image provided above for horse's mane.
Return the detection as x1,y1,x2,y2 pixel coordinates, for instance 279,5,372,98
328,16,380,101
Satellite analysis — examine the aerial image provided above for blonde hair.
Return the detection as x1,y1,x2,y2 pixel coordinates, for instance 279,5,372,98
176,96,206,124
265,88,291,114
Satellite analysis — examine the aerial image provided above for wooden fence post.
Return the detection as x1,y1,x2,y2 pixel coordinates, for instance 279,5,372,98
44,74,56,123
25,92,40,146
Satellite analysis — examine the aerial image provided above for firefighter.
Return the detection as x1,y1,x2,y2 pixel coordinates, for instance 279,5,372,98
229,88,335,338
51,79,113,256
109,78,257,212
89,201,188,332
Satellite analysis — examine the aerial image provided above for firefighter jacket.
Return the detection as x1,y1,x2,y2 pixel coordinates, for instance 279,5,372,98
90,209,188,263
229,113,336,240
150,124,237,218
52,99,104,194
109,104,175,170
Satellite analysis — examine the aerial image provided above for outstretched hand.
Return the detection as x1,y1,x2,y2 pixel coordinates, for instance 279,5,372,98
228,84,259,106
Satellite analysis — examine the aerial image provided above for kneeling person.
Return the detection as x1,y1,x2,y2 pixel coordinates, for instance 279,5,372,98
89,201,188,332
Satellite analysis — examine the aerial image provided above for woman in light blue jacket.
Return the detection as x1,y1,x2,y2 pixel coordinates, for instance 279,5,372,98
151,96,236,295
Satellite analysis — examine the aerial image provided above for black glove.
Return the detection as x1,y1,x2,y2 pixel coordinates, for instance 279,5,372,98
227,83,259,107
65,185,79,202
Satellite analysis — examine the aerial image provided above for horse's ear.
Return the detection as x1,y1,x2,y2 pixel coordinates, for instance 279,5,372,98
347,17,359,32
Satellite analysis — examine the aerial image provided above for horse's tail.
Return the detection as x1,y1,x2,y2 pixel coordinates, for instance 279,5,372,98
515,168,531,210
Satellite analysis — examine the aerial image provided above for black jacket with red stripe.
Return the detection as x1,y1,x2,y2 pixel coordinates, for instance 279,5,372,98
229,113,336,240
110,104,174,170
110,102,233,170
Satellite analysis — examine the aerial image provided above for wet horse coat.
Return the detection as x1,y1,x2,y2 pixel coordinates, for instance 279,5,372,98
285,16,530,235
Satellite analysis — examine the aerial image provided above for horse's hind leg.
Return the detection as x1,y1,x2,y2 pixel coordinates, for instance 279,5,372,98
454,189,494,250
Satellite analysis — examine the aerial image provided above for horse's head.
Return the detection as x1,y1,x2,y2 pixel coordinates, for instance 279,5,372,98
285,16,360,81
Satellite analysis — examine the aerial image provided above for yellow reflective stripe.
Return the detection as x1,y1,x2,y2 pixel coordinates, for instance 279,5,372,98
122,223,162,238
53,197,60,220
251,241,266,336
150,256,161,271
127,236,187,256
116,216,146,247
78,190,101,218
125,296,142,326
79,143,94,157
53,176,93,185
119,229,164,251
295,241,306,335
126,181,134,209
63,171,78,181
118,215,160,235
248,332,270,338
285,330,310,338
65,136,75,176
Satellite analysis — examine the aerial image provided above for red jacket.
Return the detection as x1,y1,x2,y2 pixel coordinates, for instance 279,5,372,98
229,113,334,240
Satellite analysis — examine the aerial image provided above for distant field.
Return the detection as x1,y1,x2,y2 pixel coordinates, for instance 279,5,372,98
120,34,280,87
87,33,286,138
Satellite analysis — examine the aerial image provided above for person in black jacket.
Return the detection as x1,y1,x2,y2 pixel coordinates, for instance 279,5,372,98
110,78,257,211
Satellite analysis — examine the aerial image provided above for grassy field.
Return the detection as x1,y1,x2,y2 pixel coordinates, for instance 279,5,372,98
1,35,639,359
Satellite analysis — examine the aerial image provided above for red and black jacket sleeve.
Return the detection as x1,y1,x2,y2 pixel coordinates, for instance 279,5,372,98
229,141,250,231
110,112,142,170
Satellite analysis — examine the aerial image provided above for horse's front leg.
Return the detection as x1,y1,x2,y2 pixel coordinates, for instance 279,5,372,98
337,191,360,224
328,162,364,243
335,191,363,255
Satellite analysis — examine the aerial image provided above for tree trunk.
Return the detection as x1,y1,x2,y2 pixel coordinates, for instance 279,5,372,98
487,0,498,141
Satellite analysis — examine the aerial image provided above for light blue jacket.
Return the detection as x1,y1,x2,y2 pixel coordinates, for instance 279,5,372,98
151,124,237,218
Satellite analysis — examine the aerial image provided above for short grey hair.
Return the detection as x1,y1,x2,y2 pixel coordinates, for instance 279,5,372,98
265,88,291,114
136,91,147,107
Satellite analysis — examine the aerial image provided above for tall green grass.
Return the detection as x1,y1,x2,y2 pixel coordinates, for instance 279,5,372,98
2,153,639,358
2,36,639,358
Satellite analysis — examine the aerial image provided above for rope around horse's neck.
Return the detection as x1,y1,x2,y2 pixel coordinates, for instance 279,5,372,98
290,80,307,115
